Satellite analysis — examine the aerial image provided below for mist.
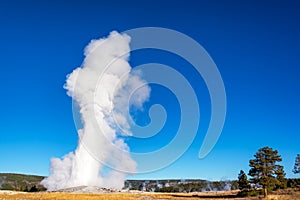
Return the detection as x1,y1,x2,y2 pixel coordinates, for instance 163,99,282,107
41,31,150,191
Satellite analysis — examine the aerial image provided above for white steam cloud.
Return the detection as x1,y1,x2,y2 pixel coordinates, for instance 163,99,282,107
42,31,150,191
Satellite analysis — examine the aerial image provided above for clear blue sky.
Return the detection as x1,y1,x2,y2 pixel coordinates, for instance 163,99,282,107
0,0,299,181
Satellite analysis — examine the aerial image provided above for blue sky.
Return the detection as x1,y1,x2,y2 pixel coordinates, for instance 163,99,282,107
0,0,299,181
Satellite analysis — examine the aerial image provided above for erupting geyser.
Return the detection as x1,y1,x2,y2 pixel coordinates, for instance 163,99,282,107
42,31,150,191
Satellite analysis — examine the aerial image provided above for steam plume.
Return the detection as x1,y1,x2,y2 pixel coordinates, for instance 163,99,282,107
42,31,150,191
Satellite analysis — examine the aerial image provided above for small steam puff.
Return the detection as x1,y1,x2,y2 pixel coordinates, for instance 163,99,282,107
42,31,150,191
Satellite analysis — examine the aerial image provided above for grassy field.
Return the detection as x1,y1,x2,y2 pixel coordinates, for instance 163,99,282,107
0,190,299,200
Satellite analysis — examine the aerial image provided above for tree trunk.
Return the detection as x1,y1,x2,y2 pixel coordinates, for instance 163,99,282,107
264,187,267,197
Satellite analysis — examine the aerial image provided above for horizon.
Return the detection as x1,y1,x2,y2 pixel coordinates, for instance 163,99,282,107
0,0,299,185
2,172,299,182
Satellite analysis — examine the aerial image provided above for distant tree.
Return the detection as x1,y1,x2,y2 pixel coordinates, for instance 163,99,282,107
29,185,38,192
287,178,300,188
230,180,239,190
293,154,300,174
248,146,285,197
237,170,250,190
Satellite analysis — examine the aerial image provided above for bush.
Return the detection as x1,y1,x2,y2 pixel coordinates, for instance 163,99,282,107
237,189,264,197
287,178,300,188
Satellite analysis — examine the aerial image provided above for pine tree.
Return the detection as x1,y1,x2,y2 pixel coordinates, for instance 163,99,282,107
274,165,286,189
237,170,250,190
248,146,285,197
293,154,300,174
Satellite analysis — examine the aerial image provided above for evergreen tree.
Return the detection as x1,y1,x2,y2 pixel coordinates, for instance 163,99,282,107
29,185,38,192
237,170,250,190
274,165,286,189
293,154,300,174
248,146,284,197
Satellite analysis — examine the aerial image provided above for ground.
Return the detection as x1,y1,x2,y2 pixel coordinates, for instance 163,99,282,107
0,190,299,200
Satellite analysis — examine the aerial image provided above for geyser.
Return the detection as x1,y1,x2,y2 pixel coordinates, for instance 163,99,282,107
42,31,150,191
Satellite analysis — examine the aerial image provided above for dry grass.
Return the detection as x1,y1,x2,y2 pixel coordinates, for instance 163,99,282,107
266,189,300,200
0,192,229,200
0,190,299,200
266,194,299,200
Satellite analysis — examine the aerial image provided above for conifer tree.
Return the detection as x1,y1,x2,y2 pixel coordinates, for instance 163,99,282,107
248,146,284,197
